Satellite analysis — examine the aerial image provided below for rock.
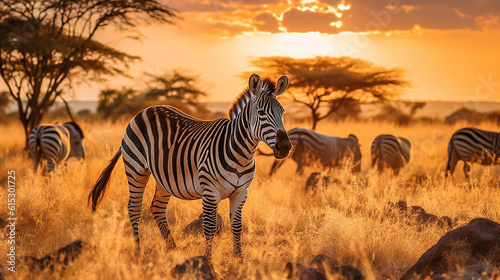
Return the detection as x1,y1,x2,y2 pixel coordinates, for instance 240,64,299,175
432,271,490,280
330,265,365,280
184,213,224,235
437,216,454,229
287,255,365,280
309,255,338,274
464,263,498,277
400,218,500,280
21,239,84,271
171,256,216,280
387,201,454,229
427,264,498,280
284,262,326,280
305,173,341,193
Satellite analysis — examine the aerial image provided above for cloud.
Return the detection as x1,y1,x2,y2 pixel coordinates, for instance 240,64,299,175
281,9,341,33
170,0,500,36
337,0,500,32
254,13,280,33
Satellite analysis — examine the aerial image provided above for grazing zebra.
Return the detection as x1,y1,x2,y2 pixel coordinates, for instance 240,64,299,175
371,134,411,175
267,128,362,175
446,127,500,179
29,122,85,174
89,74,291,257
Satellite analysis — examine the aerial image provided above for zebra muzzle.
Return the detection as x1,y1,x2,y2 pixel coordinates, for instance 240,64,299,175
273,130,291,159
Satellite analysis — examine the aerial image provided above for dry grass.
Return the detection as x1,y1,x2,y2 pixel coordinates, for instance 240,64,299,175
1,119,500,279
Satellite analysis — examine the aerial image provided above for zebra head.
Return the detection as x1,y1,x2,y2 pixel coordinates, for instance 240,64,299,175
63,122,86,160
248,74,291,159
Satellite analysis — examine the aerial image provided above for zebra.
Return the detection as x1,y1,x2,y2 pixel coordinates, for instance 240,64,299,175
88,74,292,257
266,128,362,176
371,134,411,175
29,122,85,174
446,127,500,179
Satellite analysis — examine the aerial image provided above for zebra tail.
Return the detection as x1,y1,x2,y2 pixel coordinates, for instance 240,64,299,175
89,149,122,212
30,129,42,159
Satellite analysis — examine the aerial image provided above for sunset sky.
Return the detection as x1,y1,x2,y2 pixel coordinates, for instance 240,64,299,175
81,0,500,103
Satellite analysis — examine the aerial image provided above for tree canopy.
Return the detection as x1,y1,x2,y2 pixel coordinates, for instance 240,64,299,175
247,56,409,130
97,70,209,120
0,0,177,148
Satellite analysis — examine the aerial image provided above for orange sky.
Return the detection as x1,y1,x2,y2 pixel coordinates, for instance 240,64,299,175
75,0,500,103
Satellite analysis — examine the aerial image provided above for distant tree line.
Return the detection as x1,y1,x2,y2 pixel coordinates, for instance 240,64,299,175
97,70,210,120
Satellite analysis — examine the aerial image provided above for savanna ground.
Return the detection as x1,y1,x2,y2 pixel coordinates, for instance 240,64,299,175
1,118,500,279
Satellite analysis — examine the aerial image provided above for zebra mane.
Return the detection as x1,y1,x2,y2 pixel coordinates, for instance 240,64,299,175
64,121,84,139
228,77,276,120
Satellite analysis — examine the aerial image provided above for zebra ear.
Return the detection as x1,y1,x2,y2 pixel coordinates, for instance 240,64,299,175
248,74,263,97
274,75,289,96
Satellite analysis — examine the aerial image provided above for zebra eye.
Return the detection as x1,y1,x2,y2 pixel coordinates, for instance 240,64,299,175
257,110,266,116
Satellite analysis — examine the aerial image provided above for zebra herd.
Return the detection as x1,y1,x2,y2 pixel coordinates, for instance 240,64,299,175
27,74,500,257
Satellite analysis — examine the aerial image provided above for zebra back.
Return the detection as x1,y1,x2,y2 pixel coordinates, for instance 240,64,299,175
29,123,71,163
448,127,500,165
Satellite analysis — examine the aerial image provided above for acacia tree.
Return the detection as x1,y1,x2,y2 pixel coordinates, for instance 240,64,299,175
0,0,177,148
97,70,209,119
248,56,409,130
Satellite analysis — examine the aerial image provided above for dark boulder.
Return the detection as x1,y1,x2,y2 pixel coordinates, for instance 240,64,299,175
286,255,365,280
400,218,500,280
387,201,454,229
425,263,498,280
309,255,338,274
171,256,216,280
21,239,84,271
284,263,326,280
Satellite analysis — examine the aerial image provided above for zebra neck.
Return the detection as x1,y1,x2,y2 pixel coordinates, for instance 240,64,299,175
227,109,259,162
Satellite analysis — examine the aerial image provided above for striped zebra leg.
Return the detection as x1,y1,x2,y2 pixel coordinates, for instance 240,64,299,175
463,161,472,180
46,158,56,174
446,142,460,176
229,188,248,257
202,188,221,257
150,184,176,248
29,133,40,173
125,162,151,247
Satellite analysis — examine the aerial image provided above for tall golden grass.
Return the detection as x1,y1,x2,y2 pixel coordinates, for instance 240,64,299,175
1,119,499,279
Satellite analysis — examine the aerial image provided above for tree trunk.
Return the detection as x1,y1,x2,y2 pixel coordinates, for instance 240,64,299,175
22,121,30,151
311,109,319,131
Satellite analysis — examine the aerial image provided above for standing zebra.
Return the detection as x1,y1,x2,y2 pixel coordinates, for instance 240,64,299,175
29,122,85,174
371,134,411,175
89,74,291,257
267,128,362,175
446,127,500,179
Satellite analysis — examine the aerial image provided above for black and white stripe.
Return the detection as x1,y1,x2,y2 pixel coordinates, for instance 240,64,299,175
270,128,362,175
371,134,411,175
446,127,500,178
89,74,291,257
29,122,85,173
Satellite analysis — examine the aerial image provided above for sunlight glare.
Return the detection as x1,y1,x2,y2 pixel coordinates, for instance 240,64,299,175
338,3,351,10
269,32,339,58
330,21,343,28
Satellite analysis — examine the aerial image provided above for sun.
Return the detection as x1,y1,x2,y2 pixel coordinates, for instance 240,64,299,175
268,32,340,58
